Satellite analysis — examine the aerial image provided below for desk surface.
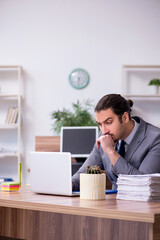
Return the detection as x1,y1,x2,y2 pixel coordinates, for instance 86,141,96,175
0,184,160,224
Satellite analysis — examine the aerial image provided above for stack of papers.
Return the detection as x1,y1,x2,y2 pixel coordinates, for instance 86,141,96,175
116,174,160,202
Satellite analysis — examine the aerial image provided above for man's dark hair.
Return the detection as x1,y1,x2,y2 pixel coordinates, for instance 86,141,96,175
94,94,133,121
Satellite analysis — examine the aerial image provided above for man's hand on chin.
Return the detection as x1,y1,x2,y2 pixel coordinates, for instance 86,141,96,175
96,134,115,153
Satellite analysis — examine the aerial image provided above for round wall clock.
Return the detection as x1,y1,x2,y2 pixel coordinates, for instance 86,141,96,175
68,68,89,89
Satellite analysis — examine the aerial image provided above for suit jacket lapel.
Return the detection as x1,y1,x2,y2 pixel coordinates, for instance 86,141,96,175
124,117,147,162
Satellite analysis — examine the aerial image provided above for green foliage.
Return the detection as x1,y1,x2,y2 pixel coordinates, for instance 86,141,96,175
51,99,97,134
148,78,160,86
86,165,102,174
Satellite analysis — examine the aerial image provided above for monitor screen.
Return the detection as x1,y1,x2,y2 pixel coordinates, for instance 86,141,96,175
60,126,99,158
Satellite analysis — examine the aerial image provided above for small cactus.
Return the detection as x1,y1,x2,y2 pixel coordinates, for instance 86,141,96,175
86,165,102,174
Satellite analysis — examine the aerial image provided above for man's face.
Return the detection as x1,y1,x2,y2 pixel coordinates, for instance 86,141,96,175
95,108,128,142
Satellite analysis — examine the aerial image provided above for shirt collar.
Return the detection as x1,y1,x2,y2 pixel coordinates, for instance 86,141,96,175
124,118,139,145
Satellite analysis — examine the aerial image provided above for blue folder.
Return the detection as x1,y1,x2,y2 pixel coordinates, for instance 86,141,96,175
105,189,117,194
73,190,117,194
0,177,13,183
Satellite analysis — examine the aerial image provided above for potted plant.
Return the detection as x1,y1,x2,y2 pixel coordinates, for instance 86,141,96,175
51,99,97,135
80,165,106,200
148,78,160,95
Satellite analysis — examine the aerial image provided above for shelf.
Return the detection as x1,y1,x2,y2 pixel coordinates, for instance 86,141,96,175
0,94,19,99
0,124,18,129
0,153,18,158
123,65,160,68
0,65,22,180
123,65,160,72
122,65,160,97
0,66,21,70
124,95,160,100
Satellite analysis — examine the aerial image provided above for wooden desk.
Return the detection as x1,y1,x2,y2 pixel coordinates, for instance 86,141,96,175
0,185,160,240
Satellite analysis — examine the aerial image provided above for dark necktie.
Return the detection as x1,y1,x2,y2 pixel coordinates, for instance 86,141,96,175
117,140,126,157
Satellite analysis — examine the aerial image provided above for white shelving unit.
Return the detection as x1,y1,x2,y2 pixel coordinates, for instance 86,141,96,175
0,65,22,180
122,65,160,98
121,65,160,129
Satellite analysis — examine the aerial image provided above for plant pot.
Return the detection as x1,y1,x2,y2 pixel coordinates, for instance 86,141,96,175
149,85,159,95
80,173,106,200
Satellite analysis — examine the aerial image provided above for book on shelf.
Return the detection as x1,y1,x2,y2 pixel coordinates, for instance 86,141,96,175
11,107,18,124
5,107,18,124
5,107,14,124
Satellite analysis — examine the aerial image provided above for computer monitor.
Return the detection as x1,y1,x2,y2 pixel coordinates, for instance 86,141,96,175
60,126,99,158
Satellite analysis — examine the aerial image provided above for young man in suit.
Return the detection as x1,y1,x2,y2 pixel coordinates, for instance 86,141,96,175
72,94,160,190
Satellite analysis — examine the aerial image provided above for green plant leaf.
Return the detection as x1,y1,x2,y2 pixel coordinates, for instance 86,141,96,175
50,99,97,134
148,78,160,86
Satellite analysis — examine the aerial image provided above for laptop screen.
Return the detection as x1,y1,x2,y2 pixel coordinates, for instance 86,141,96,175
60,126,98,158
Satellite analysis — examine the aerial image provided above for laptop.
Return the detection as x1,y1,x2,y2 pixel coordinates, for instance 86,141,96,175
30,151,79,196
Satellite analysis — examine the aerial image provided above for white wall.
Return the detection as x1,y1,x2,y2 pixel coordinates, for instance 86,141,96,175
0,0,160,183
